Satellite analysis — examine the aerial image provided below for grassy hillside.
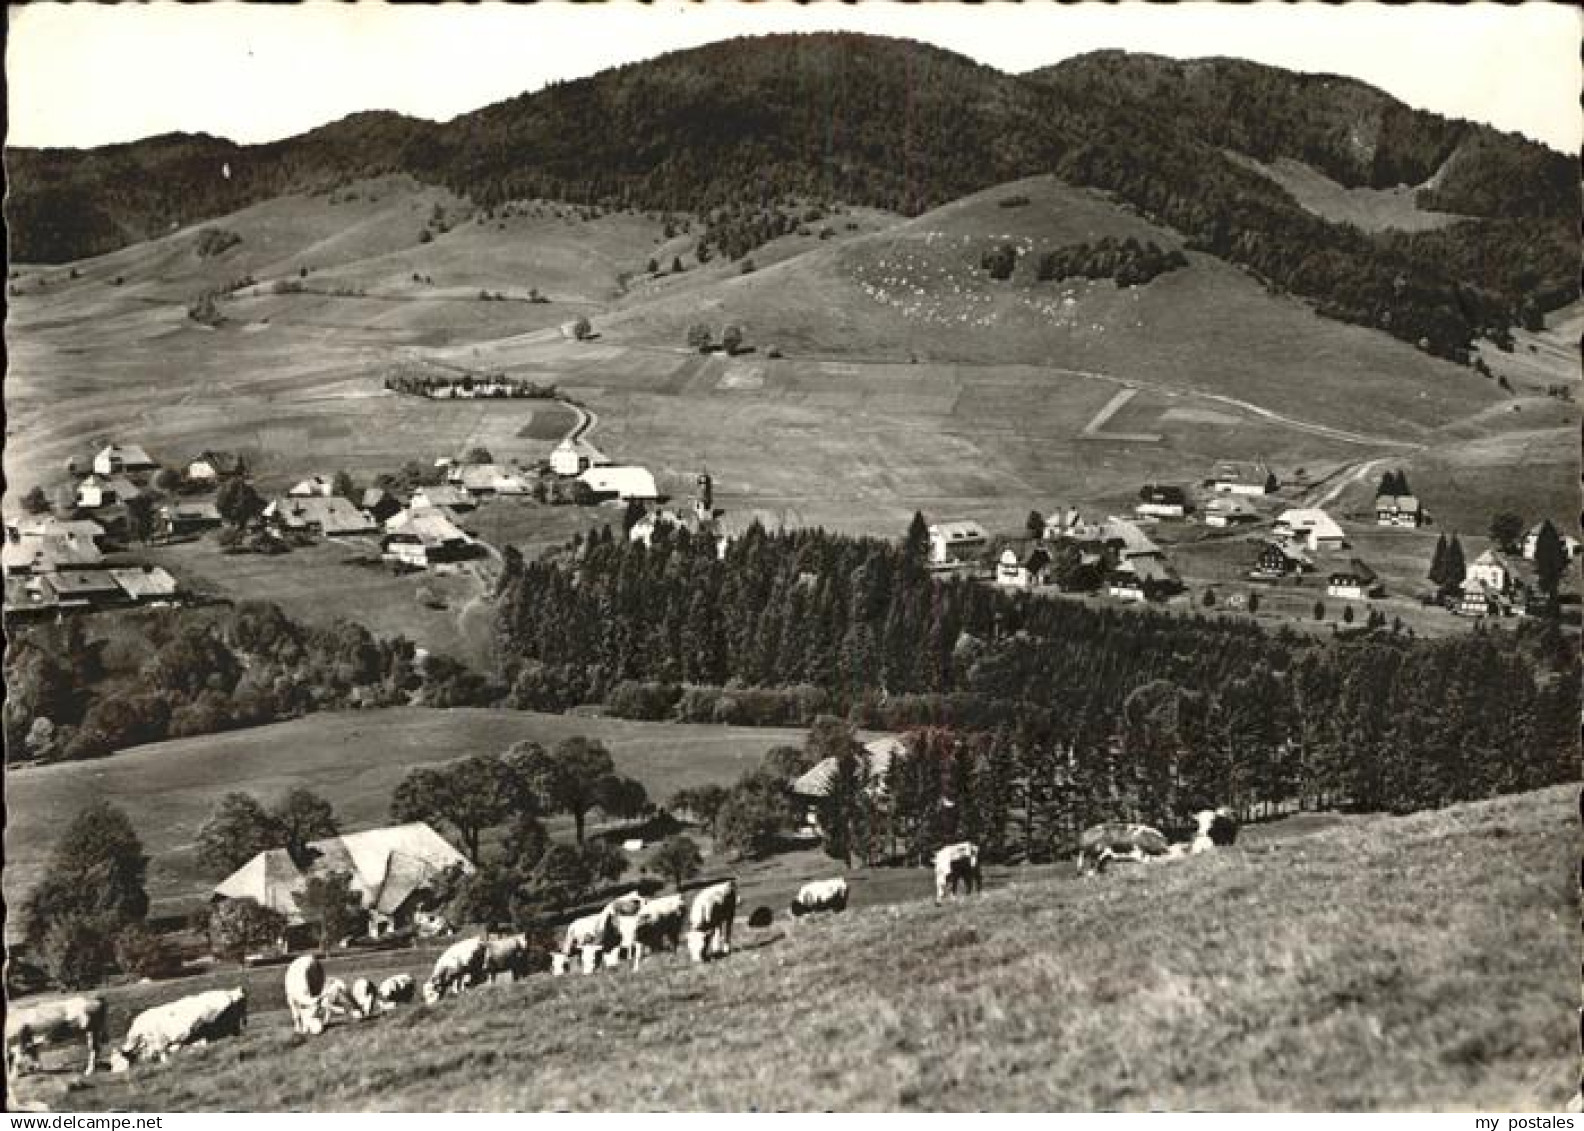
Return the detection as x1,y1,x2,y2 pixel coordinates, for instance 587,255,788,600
592,175,1499,436
21,785,1576,1112
3,708,807,928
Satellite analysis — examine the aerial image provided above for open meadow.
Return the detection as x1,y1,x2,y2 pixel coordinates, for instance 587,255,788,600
3,707,811,930
13,785,1575,1112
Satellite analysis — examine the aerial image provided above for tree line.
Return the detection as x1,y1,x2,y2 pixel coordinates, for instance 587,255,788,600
496,517,1579,822
3,600,496,763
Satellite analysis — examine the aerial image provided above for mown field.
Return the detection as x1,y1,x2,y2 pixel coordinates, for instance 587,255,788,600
3,708,810,929
15,785,1575,1112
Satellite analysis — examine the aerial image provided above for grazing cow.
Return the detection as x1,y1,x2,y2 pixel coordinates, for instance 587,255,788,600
1076,822,1172,876
349,978,381,1019
933,843,982,903
377,974,416,1006
616,894,686,970
1190,808,1240,852
110,989,247,1072
562,906,620,958
5,995,107,1077
482,934,533,983
686,880,738,962
283,955,330,1036
422,937,488,1004
789,877,849,919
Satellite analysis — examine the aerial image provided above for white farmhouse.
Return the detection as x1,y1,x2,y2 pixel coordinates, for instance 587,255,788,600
1274,508,1345,553
550,438,609,477
579,465,659,502
927,521,988,568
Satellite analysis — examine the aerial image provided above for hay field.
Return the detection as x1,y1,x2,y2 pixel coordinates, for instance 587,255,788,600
22,785,1574,1112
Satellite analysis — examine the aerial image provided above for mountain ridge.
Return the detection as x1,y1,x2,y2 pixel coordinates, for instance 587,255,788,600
6,33,1575,359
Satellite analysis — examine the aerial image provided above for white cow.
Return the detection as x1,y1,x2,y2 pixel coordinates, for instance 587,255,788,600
110,989,247,1071
6,995,107,1077
616,894,686,970
562,907,620,958
933,843,982,903
377,974,416,1005
789,877,849,920
686,880,738,962
423,937,489,1004
283,955,330,1035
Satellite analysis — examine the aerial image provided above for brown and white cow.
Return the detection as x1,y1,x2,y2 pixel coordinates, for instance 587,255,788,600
1076,822,1172,875
482,934,533,983
789,877,850,919
110,989,247,1071
933,843,982,903
283,955,331,1035
6,995,107,1077
377,974,416,1006
686,880,738,962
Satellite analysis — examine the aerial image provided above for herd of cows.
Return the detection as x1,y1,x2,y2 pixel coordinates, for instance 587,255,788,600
5,812,1238,1086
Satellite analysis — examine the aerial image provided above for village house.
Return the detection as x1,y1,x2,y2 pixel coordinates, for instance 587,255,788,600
1204,496,1260,528
996,544,1052,589
109,566,181,605
928,520,989,568
3,529,106,576
1326,559,1383,600
1249,540,1313,581
158,500,223,538
1521,521,1581,561
4,575,57,616
1135,483,1189,520
1206,460,1277,496
1107,556,1183,603
212,822,473,940
1465,548,1512,595
39,570,126,610
382,508,476,568
1274,508,1346,553
186,450,242,485
789,736,906,835
264,496,379,537
410,485,477,512
1455,577,1510,619
578,465,660,503
92,443,158,477
1043,506,1105,542
1374,494,1423,528
75,473,141,510
550,437,609,477
7,515,106,545
288,475,335,499
1098,516,1164,563
449,463,531,498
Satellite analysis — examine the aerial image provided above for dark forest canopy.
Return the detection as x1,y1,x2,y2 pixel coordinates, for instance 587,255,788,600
496,521,1579,824
7,36,1575,358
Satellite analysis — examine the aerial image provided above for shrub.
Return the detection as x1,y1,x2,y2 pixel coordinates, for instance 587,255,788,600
208,898,288,962
649,835,703,891
113,923,177,979
42,915,113,990
194,227,242,258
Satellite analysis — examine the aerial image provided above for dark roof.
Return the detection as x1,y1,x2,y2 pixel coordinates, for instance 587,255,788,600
1329,558,1378,584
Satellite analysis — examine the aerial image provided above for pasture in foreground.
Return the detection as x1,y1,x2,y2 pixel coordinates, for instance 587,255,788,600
26,785,1577,1112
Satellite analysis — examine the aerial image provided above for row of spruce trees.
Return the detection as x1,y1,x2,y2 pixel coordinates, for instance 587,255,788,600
495,517,1578,831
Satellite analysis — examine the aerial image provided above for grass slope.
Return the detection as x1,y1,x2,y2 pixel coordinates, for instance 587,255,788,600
1224,153,1468,233
3,708,806,927
26,785,1577,1112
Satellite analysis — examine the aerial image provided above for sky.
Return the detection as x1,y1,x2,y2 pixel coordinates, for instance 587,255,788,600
7,1,1581,153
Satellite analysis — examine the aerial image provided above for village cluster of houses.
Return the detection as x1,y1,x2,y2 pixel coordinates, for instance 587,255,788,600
929,510,1185,604
3,513,181,617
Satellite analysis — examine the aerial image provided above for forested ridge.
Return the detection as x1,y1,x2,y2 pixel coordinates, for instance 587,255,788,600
496,521,1579,832
8,35,1574,357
